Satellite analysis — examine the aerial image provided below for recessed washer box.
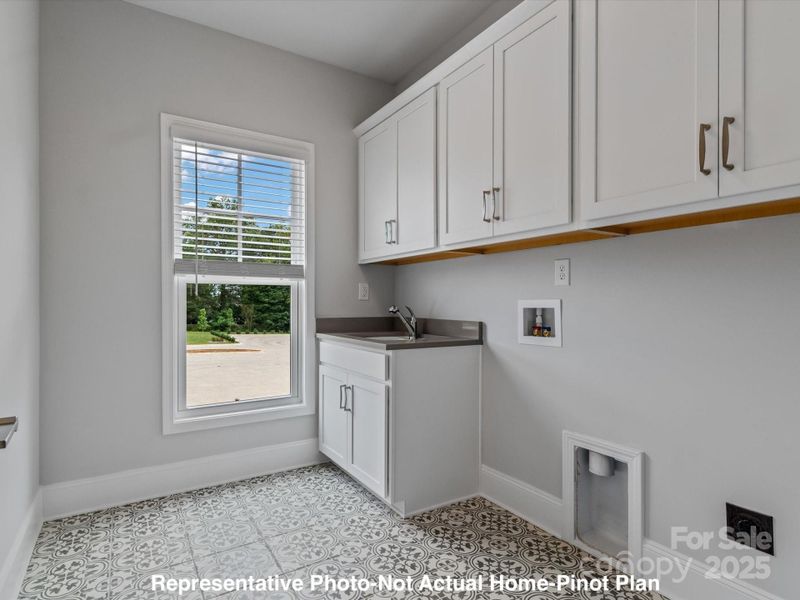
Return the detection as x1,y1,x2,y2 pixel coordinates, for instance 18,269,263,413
518,299,562,346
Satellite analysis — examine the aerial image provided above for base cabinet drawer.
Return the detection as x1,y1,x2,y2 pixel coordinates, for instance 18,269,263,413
319,341,387,381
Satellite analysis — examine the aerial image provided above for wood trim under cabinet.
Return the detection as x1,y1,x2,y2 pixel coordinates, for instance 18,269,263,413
377,196,800,266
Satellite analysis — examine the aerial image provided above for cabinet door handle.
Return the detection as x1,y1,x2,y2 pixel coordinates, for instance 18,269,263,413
482,190,491,223
339,384,346,409
492,187,501,220
722,116,735,171
389,219,397,244
384,220,390,244
343,386,353,412
698,123,711,175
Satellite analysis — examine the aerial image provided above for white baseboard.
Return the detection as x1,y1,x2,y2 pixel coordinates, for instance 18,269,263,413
479,464,563,537
42,438,324,520
478,464,784,600
643,539,785,600
0,490,42,600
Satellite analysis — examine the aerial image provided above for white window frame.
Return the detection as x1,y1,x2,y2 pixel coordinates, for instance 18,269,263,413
161,114,316,434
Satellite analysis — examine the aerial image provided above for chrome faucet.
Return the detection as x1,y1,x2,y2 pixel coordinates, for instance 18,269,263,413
389,305,418,339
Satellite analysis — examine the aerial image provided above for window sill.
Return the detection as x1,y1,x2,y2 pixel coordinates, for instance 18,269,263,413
163,398,314,435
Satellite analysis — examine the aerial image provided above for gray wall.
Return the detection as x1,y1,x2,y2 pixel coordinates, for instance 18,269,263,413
39,0,394,484
395,215,799,598
395,0,521,93
0,0,39,586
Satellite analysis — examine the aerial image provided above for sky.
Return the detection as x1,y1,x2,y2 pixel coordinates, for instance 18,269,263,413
175,139,305,261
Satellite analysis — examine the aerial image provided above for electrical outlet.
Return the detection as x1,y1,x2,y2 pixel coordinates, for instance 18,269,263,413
555,259,570,286
357,282,369,301
726,503,775,555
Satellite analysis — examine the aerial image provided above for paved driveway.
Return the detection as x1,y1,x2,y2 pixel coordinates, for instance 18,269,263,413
186,333,290,407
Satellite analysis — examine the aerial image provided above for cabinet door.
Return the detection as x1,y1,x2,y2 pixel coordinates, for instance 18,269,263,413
359,121,397,261
493,0,571,235
394,88,437,255
346,374,388,497
577,0,718,220
719,0,800,196
319,365,348,466
438,47,494,245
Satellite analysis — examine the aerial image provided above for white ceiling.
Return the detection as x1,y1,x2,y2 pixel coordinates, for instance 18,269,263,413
124,0,503,84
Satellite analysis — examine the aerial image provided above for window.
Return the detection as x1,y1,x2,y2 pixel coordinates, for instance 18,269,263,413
161,114,315,433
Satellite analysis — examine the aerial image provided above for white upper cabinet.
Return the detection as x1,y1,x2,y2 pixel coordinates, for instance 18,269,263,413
578,0,719,220
493,0,571,236
358,89,436,262
438,47,495,245
439,1,572,246
719,0,800,197
359,122,397,260
395,89,437,255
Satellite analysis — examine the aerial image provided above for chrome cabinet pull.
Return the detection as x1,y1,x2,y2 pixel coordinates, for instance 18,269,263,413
384,220,390,244
698,123,711,175
389,219,397,244
339,384,346,409
482,190,491,223
492,187,501,220
722,116,735,171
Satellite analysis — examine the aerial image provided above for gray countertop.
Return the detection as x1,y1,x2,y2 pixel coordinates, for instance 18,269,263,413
316,317,483,351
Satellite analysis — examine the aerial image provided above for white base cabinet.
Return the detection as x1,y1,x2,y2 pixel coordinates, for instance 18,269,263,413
318,339,480,516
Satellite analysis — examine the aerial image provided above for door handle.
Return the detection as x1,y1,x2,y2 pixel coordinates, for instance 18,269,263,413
389,219,397,244
492,187,501,220
343,386,353,412
722,116,735,171
339,384,346,409
384,220,390,244
698,123,711,175
482,190,491,223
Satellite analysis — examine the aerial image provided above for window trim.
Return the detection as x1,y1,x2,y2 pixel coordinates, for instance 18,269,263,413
161,113,316,435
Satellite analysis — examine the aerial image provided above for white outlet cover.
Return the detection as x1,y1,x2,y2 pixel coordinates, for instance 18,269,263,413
555,259,570,286
357,282,369,301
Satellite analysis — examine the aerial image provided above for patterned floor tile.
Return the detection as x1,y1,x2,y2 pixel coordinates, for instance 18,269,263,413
285,558,379,600
109,559,202,600
18,555,110,599
110,535,193,574
186,517,261,558
195,541,282,598
20,463,665,600
219,591,297,600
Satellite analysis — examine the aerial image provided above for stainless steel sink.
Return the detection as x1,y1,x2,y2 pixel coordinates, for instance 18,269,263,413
364,335,414,342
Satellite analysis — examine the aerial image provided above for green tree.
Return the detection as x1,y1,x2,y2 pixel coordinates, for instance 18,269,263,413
181,196,294,265
181,194,293,333
214,307,235,332
241,304,255,331
197,308,209,331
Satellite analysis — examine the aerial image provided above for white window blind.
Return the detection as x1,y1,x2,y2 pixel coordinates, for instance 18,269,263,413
173,137,305,278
